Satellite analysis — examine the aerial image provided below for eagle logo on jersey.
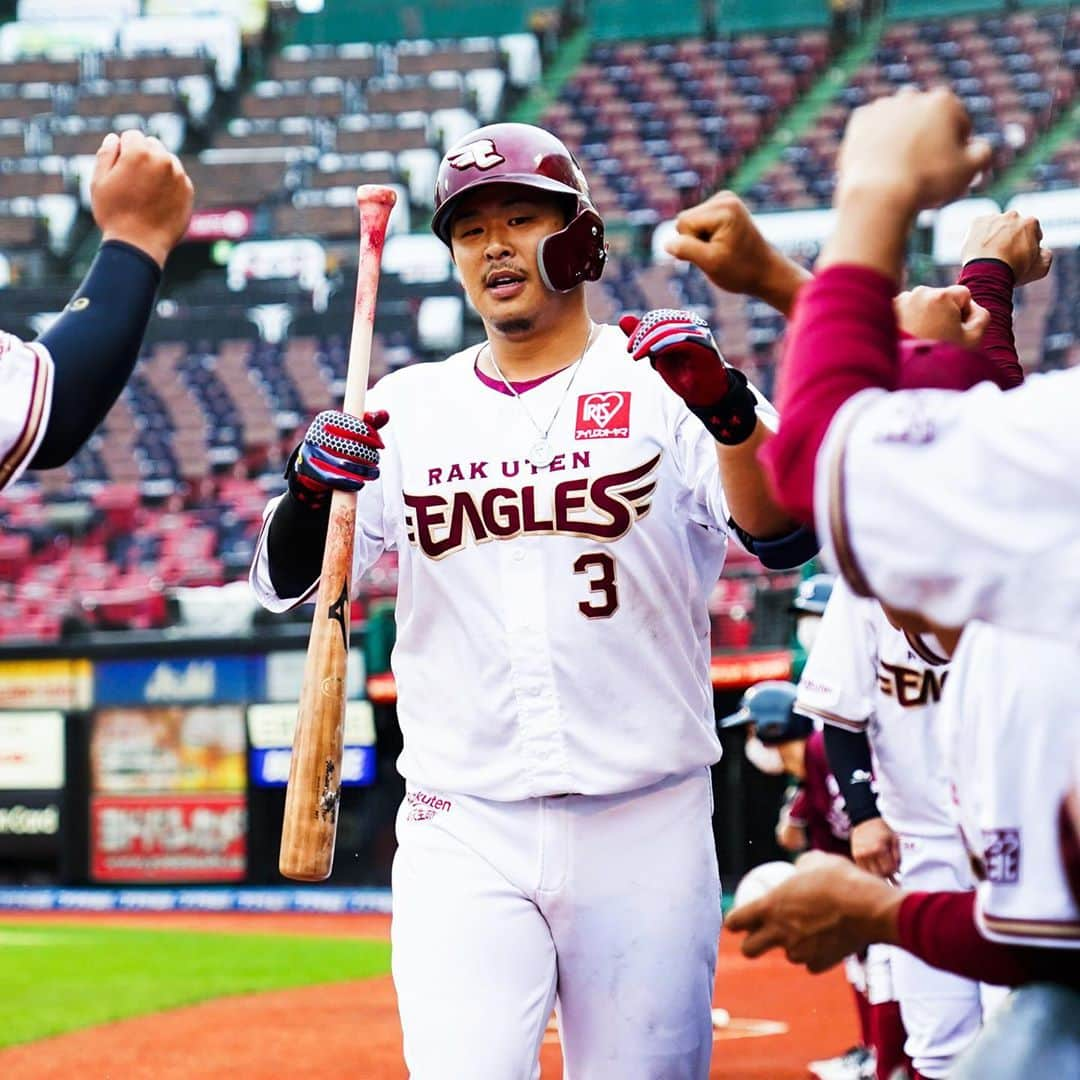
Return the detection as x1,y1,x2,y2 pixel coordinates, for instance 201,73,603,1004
575,392,631,440
446,139,505,172
403,453,661,560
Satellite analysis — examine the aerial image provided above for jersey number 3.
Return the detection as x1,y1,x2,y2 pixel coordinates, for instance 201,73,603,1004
573,553,618,618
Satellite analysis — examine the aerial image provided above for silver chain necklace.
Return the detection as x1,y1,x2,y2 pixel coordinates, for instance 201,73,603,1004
486,322,597,468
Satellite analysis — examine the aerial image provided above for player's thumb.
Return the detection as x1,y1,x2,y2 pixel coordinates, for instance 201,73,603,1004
365,409,390,431
618,313,641,339
960,298,990,345
91,132,121,185
724,899,761,933
940,284,972,310
964,137,993,181
664,233,713,270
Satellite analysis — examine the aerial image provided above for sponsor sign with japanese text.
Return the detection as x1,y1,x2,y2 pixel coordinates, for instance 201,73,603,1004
89,794,246,883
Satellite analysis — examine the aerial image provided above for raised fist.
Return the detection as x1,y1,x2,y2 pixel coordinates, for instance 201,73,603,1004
836,88,992,214
287,409,389,506
894,284,989,349
664,192,812,316
92,130,194,269
960,210,1053,286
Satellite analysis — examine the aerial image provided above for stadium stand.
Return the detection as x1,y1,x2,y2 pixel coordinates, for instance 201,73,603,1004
0,2,1077,645
542,31,832,226
747,8,1080,209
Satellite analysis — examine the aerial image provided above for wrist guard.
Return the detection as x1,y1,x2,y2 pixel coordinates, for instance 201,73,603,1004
687,367,759,446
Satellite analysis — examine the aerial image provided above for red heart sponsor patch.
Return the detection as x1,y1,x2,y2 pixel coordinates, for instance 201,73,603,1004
575,392,631,440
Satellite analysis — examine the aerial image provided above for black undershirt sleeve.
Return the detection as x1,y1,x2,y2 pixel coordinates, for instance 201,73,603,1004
823,723,880,826
266,488,331,600
31,241,161,469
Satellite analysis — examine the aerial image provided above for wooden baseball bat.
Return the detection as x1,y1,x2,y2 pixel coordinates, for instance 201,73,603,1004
279,184,397,882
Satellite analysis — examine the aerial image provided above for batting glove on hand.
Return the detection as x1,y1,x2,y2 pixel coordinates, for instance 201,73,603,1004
620,309,758,445
286,408,389,508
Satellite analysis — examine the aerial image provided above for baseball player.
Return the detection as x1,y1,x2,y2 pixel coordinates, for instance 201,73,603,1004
713,87,1080,1064
721,681,851,858
1,131,193,491
792,573,834,656
251,122,818,1078
675,177,1043,1073
724,680,908,1080
750,89,1071,640
798,576,1009,1078
725,621,1080,1073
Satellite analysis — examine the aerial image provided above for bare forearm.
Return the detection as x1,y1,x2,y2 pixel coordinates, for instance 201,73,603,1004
818,185,917,284
755,253,814,318
718,423,801,538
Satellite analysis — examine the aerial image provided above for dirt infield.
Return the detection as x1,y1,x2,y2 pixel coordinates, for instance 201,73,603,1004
0,911,858,1079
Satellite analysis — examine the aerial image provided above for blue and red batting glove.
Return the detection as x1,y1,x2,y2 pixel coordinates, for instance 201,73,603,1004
286,408,389,508
620,309,758,446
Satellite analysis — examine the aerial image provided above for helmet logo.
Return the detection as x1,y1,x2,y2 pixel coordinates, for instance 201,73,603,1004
447,139,505,172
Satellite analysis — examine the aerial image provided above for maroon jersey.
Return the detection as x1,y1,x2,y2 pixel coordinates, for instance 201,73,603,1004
786,729,851,856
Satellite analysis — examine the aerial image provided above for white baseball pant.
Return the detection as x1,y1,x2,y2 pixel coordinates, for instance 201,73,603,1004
894,833,1003,1078
390,768,721,1080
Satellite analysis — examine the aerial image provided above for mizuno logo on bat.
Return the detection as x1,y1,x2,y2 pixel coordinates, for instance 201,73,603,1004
327,580,349,649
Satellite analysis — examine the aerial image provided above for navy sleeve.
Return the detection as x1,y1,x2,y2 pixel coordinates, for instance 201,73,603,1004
823,723,880,826
31,240,161,468
728,518,820,570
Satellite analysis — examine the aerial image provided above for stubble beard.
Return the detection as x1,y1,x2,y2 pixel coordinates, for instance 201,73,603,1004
492,316,535,336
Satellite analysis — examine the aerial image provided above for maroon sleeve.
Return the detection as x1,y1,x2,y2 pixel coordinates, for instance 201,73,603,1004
787,786,809,826
957,259,1023,389
898,890,1080,989
758,265,900,523
1061,792,1080,911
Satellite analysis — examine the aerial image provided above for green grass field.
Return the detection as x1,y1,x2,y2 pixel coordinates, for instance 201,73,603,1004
0,923,392,1048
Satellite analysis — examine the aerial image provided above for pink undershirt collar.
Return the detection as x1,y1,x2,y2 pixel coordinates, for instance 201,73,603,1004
473,353,570,396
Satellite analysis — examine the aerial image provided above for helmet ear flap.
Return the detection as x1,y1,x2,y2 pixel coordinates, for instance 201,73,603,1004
536,208,608,292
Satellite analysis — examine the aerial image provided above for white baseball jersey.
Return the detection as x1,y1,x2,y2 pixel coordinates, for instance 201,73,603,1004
942,622,1080,949
795,577,955,838
813,368,1080,640
0,332,53,491
253,323,749,800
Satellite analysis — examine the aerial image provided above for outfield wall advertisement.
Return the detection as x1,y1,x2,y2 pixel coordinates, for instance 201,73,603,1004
89,794,247,882
247,701,376,787
0,792,62,858
0,711,64,790
88,705,248,883
93,656,265,706
90,705,247,794
0,659,92,710
0,711,66,859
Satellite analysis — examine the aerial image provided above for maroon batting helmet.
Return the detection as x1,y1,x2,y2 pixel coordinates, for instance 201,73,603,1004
431,123,607,292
